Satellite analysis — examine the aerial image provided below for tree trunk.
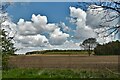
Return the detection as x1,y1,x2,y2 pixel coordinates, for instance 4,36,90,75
88,45,91,56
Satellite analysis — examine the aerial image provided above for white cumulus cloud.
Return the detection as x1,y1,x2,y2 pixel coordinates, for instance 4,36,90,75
49,28,69,45
15,34,49,47
69,6,97,41
1,13,71,54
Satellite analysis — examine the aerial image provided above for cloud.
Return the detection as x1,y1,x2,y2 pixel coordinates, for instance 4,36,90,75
1,13,71,54
15,14,70,46
17,19,37,35
86,5,119,29
31,14,47,25
1,12,71,54
69,6,115,43
58,22,71,33
69,6,97,41
17,14,59,36
61,40,80,50
18,15,48,35
49,28,69,45
118,32,120,39
48,40,80,50
31,14,47,34
15,34,48,47
75,26,97,40
46,23,58,33
69,6,86,21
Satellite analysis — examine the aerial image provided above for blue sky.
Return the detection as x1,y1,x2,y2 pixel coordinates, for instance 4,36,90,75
7,2,77,23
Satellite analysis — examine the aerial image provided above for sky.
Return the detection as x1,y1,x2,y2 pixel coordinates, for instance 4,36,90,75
7,2,77,23
1,2,119,54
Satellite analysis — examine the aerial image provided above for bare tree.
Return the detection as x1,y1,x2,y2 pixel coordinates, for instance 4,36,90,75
78,1,120,37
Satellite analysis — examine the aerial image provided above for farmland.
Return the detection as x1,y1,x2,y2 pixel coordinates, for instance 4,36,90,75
2,51,120,78
8,55,118,69
2,55,120,78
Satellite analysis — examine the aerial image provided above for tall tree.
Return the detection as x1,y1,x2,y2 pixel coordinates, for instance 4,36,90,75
80,38,97,56
0,2,17,69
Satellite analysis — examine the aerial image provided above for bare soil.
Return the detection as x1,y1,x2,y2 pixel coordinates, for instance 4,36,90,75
8,54,119,70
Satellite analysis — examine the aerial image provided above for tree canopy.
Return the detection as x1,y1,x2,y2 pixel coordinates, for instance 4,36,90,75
80,38,97,56
94,40,120,55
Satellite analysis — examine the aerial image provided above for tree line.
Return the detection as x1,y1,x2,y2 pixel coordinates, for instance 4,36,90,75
26,50,87,55
94,40,120,55
80,38,120,56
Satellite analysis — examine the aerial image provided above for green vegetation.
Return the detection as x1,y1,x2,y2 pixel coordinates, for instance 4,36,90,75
0,3,17,70
1,23,17,70
80,38,97,56
94,40,120,55
2,68,120,78
26,50,90,55
0,69,1,78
